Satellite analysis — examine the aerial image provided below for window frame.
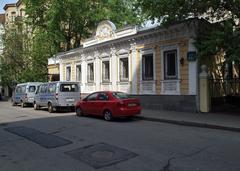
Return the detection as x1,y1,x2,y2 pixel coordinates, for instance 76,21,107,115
164,49,178,80
76,64,82,82
87,62,94,83
102,60,110,83
119,56,129,82
141,49,155,81
66,65,71,81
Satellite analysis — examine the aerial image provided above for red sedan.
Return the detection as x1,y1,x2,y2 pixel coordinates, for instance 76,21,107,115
75,91,141,121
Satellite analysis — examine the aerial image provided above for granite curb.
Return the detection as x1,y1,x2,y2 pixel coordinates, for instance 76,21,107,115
136,116,240,133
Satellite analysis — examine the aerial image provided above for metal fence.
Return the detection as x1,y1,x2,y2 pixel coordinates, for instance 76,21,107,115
210,78,240,98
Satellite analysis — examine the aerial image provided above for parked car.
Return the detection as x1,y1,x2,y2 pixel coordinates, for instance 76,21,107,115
12,82,42,107
33,81,81,113
75,91,141,121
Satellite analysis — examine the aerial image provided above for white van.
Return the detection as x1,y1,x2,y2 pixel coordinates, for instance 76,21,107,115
33,81,81,113
12,82,42,107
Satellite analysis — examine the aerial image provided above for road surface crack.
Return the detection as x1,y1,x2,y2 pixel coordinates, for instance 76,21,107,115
161,145,211,171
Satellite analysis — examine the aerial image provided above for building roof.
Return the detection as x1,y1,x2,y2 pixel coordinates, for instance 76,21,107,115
3,0,22,10
16,0,23,7
3,3,16,10
0,14,5,24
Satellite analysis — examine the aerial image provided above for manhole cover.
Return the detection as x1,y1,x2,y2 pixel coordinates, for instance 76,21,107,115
5,126,72,148
91,150,114,161
65,143,138,169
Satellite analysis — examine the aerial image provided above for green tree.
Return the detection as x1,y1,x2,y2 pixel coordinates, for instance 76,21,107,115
0,17,30,88
3,0,141,85
137,0,240,75
24,0,142,51
1,0,142,87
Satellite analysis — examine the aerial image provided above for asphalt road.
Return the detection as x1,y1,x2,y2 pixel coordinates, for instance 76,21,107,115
0,101,240,171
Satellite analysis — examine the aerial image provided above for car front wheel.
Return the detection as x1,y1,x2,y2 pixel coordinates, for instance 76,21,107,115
48,103,54,113
21,101,25,108
76,107,83,116
34,102,40,110
103,110,113,121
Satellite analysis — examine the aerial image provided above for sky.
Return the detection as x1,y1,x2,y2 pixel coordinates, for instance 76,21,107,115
0,0,17,13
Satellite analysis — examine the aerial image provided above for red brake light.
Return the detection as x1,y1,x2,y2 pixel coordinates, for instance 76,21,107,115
55,93,58,100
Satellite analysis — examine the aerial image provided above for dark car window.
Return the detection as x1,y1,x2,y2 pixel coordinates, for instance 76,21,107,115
48,83,57,93
28,86,36,93
40,84,48,93
112,92,130,99
35,85,41,94
16,86,22,93
86,93,98,101
98,93,109,101
60,84,78,92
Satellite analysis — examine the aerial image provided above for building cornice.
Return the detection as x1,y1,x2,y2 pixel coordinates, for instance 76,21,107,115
52,18,208,62
3,3,16,10
3,0,23,10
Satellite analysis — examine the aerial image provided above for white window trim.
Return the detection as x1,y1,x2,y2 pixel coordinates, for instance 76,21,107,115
87,59,95,83
100,54,111,83
101,59,111,83
66,64,71,81
86,56,95,84
161,45,180,80
140,49,156,81
75,63,82,83
164,50,178,79
118,53,129,82
160,44,180,95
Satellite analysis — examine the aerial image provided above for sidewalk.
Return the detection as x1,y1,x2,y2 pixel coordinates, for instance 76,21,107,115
139,109,240,132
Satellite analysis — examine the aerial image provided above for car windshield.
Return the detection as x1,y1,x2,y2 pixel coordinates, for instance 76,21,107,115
112,92,130,99
28,86,36,93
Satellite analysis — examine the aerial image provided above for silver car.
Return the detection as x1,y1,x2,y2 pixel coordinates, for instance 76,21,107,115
33,81,81,113
12,82,42,107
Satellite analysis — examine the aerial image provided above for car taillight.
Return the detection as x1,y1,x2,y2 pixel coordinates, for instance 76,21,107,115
55,93,58,100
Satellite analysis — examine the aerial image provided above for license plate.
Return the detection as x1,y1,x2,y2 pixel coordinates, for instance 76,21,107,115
128,103,136,107
66,98,74,102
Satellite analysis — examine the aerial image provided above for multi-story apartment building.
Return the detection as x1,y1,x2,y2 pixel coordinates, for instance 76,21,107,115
0,0,25,98
4,0,25,25
0,14,5,98
0,14,4,53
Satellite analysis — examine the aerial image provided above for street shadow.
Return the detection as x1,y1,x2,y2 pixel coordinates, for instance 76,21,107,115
76,114,141,123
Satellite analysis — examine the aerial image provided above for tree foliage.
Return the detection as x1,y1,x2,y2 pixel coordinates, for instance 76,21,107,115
1,0,142,88
137,0,240,68
0,17,31,87
24,0,142,51
138,0,240,23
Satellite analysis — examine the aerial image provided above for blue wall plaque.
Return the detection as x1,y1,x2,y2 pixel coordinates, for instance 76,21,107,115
187,51,197,61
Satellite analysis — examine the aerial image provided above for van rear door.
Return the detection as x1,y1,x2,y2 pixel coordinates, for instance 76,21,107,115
57,83,80,107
